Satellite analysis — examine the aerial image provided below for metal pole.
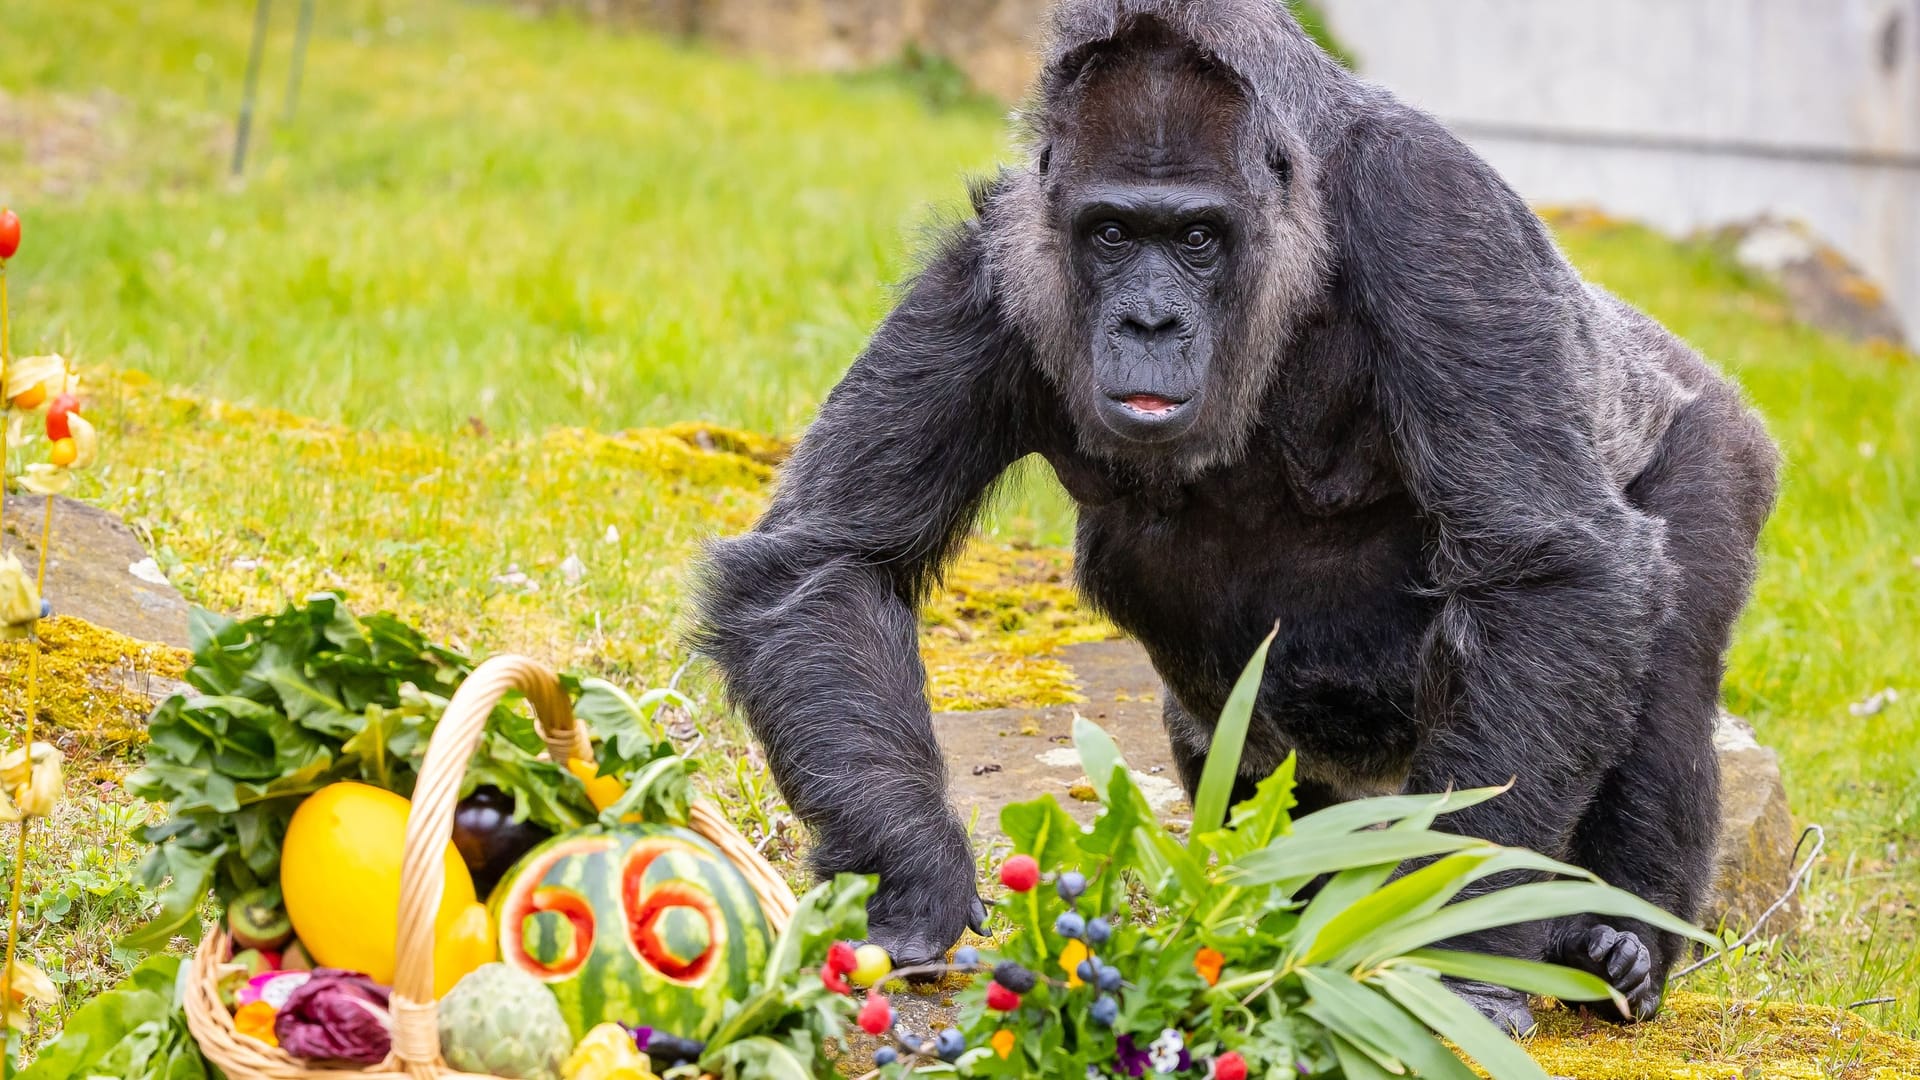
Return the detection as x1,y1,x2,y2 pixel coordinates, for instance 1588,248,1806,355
284,0,315,121
233,0,274,176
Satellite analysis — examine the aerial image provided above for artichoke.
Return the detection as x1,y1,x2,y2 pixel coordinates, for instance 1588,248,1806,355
438,963,571,1080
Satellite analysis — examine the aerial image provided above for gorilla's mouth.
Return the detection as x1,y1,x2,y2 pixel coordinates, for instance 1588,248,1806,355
1120,394,1186,416
1097,389,1200,445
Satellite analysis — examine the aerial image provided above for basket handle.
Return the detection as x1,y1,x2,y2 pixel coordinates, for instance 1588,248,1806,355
390,655,576,1072
387,654,799,1075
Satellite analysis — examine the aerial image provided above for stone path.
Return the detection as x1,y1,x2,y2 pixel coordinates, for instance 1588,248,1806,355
2,493,190,648
932,639,1188,831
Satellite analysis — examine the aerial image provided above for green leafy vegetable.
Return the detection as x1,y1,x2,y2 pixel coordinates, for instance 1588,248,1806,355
125,595,612,951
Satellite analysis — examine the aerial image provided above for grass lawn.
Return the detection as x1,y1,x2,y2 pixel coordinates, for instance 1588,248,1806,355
2,0,1917,1051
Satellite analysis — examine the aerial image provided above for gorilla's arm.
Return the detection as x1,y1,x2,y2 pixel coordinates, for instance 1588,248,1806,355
694,226,1030,963
1338,112,1671,854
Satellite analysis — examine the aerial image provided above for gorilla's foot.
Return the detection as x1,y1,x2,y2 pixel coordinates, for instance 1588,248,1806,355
1446,980,1536,1036
1558,924,1661,1023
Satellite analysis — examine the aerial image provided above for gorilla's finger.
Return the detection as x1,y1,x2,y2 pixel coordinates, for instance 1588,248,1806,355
1582,925,1621,965
1608,934,1652,988
967,895,990,935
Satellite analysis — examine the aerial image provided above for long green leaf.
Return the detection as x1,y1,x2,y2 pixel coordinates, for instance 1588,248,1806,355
1370,969,1548,1080
1303,850,1499,963
1191,628,1277,858
1398,949,1623,1011
1358,879,1718,964
1315,848,1604,967
1291,788,1459,945
1291,785,1510,838
1300,967,1479,1080
1074,713,1126,803
1299,1003,1406,1076
1224,829,1489,886
1329,1035,1403,1080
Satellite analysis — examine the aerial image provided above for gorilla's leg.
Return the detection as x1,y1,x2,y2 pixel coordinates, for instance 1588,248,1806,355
1550,389,1776,1021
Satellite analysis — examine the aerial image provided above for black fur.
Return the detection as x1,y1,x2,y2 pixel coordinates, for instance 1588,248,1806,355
693,0,1778,1025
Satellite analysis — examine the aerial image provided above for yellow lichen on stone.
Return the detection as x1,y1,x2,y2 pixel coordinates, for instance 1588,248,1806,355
0,616,189,776
920,543,1115,711
1522,992,1920,1079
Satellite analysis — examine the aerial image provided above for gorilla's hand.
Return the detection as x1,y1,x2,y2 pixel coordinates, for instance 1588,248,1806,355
1445,980,1537,1037
854,814,987,968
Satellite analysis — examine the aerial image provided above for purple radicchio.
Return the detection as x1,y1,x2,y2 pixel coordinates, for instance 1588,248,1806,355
274,969,393,1064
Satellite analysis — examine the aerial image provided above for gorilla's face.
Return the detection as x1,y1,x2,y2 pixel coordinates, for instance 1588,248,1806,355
995,19,1329,479
1066,176,1246,445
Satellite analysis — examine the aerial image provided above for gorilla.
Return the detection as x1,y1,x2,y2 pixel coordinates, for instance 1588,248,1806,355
695,0,1777,1029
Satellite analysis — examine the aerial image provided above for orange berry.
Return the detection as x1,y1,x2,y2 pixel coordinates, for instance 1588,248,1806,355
10,382,47,409
48,437,78,467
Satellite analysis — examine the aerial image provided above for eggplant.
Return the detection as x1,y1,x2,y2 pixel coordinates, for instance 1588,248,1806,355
451,785,553,898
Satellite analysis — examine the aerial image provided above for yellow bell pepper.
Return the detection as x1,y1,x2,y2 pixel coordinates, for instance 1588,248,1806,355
563,1023,658,1080
566,758,627,813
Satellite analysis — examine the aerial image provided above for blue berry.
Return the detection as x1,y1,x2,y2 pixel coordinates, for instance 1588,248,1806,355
993,961,1038,993
1086,917,1112,945
935,1028,966,1061
874,1047,898,1066
38,599,52,619
1091,995,1119,1026
1054,911,1087,939
1056,870,1087,902
1076,958,1099,983
952,945,980,968
1097,963,1123,992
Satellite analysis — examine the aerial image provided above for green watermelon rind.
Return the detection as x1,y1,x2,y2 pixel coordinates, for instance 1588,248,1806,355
490,823,772,1041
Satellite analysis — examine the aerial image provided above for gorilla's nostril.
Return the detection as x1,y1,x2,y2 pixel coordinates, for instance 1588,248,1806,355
1121,313,1181,340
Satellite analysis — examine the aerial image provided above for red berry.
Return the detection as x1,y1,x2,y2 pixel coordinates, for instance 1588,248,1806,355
984,981,1021,1012
820,963,852,995
46,394,80,441
0,209,19,260
999,854,1040,892
1214,1051,1248,1080
858,991,894,1035
827,941,858,975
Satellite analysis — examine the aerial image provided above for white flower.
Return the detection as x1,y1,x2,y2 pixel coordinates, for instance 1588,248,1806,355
1149,1029,1185,1074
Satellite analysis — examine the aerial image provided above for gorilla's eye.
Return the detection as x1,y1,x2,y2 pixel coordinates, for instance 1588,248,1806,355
1093,223,1129,249
1181,225,1217,251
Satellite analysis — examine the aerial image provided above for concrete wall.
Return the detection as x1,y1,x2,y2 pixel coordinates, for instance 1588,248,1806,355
1318,0,1920,337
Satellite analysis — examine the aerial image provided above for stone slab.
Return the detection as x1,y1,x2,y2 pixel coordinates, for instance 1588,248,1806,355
933,639,1187,833
1,493,190,648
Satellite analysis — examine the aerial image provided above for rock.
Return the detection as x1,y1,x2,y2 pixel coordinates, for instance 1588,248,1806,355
937,640,1801,933
1708,710,1802,933
1712,216,1910,349
1,493,190,648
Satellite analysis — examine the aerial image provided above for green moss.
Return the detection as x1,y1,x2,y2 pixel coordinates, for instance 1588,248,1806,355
920,542,1116,712
0,615,189,776
1525,992,1920,1079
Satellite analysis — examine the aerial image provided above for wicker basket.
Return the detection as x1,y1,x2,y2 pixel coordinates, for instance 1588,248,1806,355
184,654,799,1079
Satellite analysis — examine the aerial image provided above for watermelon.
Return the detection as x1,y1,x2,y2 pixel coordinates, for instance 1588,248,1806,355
490,824,771,1041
